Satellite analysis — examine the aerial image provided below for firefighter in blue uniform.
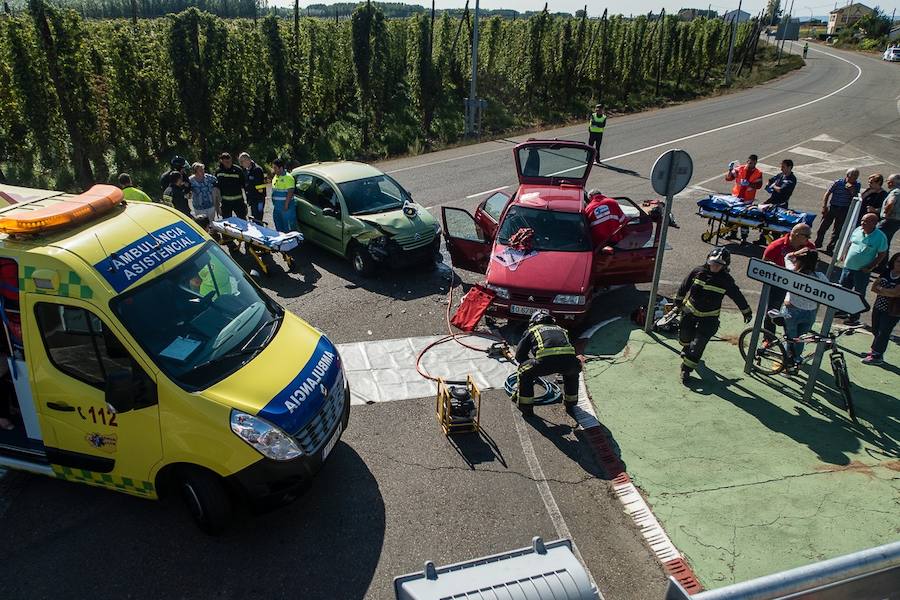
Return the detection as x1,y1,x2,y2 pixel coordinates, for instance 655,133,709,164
513,311,581,416
674,247,752,385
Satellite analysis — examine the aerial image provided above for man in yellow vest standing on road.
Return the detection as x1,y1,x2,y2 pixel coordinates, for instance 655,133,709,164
588,103,607,164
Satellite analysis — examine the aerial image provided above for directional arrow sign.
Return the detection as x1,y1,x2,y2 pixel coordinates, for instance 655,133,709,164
746,258,869,315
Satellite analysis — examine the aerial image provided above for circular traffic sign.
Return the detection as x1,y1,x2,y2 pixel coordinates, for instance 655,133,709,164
650,149,693,197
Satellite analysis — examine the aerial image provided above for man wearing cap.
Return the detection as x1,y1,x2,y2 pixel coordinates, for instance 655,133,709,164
160,155,191,192
239,152,266,221
588,104,607,162
215,152,247,220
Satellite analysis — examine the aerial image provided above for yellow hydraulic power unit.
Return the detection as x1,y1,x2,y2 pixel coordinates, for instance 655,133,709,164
435,376,481,435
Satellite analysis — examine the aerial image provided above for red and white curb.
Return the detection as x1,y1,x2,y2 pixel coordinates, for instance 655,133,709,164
572,368,703,594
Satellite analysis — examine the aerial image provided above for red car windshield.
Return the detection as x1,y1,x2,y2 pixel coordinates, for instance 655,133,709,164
497,206,591,252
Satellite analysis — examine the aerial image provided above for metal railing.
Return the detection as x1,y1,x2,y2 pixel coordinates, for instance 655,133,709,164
665,541,900,599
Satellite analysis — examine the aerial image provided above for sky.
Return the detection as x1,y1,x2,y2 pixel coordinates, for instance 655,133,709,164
289,1,900,19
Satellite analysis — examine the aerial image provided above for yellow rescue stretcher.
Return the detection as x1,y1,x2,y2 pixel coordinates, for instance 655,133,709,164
210,217,303,275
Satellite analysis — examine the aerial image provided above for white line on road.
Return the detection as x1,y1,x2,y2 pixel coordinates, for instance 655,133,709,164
466,186,509,199
385,145,512,174
547,47,863,177
512,406,597,590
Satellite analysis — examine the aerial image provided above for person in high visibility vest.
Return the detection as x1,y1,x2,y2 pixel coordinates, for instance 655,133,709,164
271,158,296,233
118,173,152,203
724,154,763,242
588,104,607,163
674,247,752,386
512,311,581,417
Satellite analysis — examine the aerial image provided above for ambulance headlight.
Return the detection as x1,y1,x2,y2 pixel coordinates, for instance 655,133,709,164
230,410,303,461
554,294,586,305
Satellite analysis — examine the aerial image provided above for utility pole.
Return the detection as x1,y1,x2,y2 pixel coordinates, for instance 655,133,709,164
465,0,481,136
725,0,742,85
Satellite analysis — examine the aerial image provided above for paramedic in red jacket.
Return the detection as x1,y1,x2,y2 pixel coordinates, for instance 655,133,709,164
724,154,763,242
584,189,627,249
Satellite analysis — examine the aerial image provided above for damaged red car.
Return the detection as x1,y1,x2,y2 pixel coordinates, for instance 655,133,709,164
441,139,662,323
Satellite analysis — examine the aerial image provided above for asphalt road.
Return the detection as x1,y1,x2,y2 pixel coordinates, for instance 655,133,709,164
2,42,899,600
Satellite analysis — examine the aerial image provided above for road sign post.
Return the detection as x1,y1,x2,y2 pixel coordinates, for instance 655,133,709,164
743,258,868,399
644,149,693,333
743,283,771,375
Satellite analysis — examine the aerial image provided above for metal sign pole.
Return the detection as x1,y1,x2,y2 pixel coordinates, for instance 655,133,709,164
743,283,771,374
807,195,859,404
826,195,861,280
644,152,677,333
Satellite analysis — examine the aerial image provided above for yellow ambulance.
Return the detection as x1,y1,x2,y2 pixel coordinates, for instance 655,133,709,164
0,184,349,533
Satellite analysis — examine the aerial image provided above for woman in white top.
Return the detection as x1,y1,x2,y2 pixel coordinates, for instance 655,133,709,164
781,249,825,372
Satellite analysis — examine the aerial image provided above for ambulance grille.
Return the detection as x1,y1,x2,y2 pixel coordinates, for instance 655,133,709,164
293,371,345,454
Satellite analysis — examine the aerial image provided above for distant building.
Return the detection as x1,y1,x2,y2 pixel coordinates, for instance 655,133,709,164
827,3,874,35
724,9,751,23
678,8,718,20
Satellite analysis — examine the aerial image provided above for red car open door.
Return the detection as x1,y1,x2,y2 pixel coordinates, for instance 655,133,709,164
592,198,659,286
441,207,493,273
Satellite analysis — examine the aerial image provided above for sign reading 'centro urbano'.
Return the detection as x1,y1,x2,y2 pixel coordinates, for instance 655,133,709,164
746,258,869,315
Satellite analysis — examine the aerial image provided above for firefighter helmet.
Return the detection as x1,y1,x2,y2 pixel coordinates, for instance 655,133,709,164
707,246,731,267
529,310,555,326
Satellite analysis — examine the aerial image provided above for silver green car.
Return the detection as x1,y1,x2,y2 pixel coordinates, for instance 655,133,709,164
290,162,441,276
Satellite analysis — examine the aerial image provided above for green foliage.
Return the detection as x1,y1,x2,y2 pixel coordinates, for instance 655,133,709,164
0,5,774,193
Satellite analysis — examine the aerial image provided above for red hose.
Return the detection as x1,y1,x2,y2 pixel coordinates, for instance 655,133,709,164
415,270,506,382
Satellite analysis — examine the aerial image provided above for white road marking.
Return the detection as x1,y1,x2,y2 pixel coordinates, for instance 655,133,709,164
789,146,840,160
573,47,863,171
466,185,509,199
512,406,598,591
810,134,842,143
578,317,621,340
384,47,862,177
385,145,512,174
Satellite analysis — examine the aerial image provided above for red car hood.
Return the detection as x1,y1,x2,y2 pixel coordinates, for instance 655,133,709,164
486,244,592,295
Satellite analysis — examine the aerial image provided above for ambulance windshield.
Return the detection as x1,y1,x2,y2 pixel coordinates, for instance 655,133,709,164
111,242,283,390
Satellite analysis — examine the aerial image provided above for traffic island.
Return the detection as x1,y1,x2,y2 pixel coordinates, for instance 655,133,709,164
582,312,900,589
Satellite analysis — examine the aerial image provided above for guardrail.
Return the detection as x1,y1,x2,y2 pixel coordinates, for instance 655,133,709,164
664,540,900,599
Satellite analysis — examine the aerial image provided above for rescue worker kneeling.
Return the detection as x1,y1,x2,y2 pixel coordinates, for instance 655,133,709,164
513,311,581,416
675,247,752,385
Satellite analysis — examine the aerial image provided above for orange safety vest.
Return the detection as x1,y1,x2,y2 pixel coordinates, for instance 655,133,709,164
729,165,763,201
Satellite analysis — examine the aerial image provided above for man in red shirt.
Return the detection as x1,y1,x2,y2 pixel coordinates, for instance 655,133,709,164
724,154,764,242
761,223,816,330
583,189,627,249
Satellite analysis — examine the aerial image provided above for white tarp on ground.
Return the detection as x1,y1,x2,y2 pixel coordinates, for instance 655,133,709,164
336,335,517,405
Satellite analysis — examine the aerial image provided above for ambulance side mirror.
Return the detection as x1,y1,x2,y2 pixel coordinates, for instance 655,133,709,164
105,370,135,414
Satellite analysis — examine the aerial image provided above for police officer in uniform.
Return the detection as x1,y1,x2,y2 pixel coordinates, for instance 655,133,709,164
215,152,247,219
513,311,581,416
675,247,752,385
239,152,266,221
588,104,607,162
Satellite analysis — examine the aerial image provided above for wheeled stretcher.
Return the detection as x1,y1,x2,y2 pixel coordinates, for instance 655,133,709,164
696,195,815,245
210,217,303,275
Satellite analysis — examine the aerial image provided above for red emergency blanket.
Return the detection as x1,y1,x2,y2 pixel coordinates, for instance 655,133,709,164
450,285,496,332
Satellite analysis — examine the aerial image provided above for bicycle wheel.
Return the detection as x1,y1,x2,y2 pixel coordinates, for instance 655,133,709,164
830,353,857,422
738,327,787,375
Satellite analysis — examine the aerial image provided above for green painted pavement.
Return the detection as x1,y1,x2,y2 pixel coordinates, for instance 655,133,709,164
584,312,900,589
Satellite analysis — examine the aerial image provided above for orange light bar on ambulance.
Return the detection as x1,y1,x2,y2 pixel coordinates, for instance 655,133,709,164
0,185,124,234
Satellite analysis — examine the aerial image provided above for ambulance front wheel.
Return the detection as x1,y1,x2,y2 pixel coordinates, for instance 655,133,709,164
179,466,232,535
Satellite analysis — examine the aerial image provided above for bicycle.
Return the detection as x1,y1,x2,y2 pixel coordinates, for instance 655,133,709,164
738,320,864,422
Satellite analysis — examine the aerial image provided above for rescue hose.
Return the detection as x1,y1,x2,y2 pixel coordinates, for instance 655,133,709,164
415,266,564,405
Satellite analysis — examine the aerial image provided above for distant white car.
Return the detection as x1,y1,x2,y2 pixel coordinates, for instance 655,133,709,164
883,47,900,62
